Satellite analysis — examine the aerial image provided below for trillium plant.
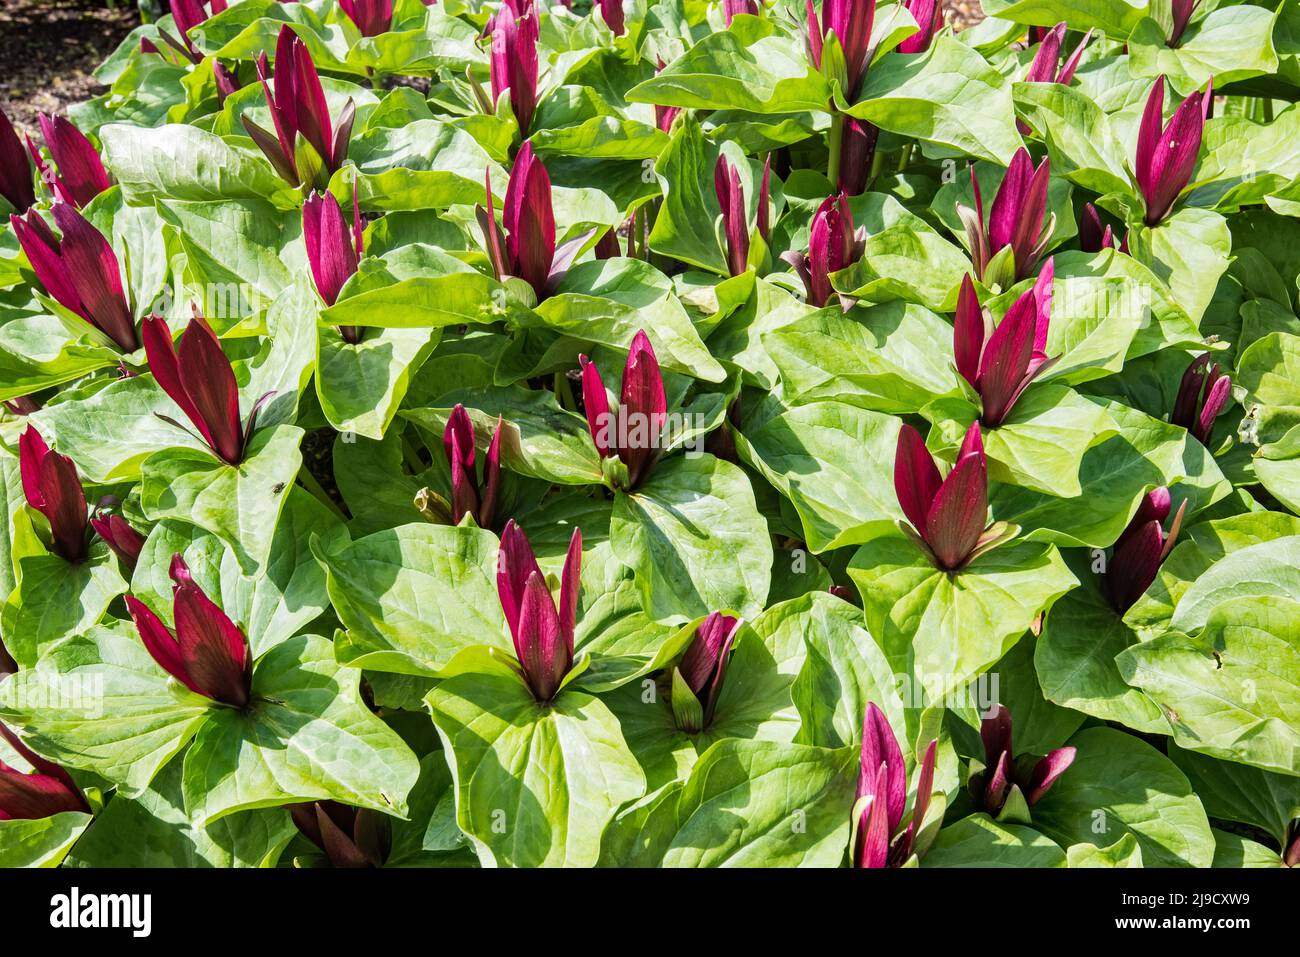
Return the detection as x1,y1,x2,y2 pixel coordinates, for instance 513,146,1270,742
0,0,1297,877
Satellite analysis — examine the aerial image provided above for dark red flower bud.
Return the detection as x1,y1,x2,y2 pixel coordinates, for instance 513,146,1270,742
125,554,252,707
854,703,937,867
143,311,262,466
894,421,994,570
18,426,88,564
672,612,741,733
497,521,581,702
0,721,90,820
1136,75,1211,225
291,800,391,866
443,404,502,529
10,205,139,352
579,330,667,489
0,108,36,213
90,510,146,572
1107,488,1186,613
1171,352,1230,446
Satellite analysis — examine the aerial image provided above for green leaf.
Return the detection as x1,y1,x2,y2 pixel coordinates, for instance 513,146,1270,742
342,119,496,211
1169,743,1300,848
1030,726,1215,868
1,544,127,667
992,400,1228,548
0,620,212,797
315,325,439,440
1128,206,1231,328
66,761,295,868
829,193,973,310
426,671,645,867
788,591,905,750
1012,82,1130,197
842,35,1023,165
182,634,420,825
1035,553,1168,734
140,424,304,574
99,123,299,208
626,18,828,115
734,400,903,552
313,522,505,677
28,374,208,484
925,386,1118,498
1066,834,1144,868
1129,7,1279,95
1118,596,1300,777
130,487,346,657
0,812,92,868
662,739,857,867
921,814,1065,867
611,455,772,620
404,388,605,486
977,0,1150,39
847,533,1077,699
763,303,961,415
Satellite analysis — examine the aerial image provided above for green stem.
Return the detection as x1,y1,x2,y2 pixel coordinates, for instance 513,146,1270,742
296,466,347,521
1263,98,1275,123
826,112,845,189
866,146,886,191
897,142,914,172
554,371,576,411
401,435,425,474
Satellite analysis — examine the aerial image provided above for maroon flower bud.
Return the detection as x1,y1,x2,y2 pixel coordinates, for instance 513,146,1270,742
0,108,35,213
854,703,937,868
243,26,356,188
1135,75,1211,225
303,190,364,343
894,421,1003,571
291,800,391,867
1107,488,1186,613
4,395,41,416
143,311,268,466
31,114,110,209
671,612,741,733
10,205,139,352
806,0,875,99
836,117,879,196
1078,202,1115,253
1169,0,1200,47
714,155,750,277
723,0,760,23
654,58,682,133
166,0,228,62
489,7,539,133
476,144,576,300
1171,352,1230,447
125,554,252,707
90,509,146,572
783,190,861,308
580,330,667,489
340,0,394,37
18,426,88,564
957,148,1053,283
971,704,1075,813
497,521,581,702
897,0,943,54
597,0,625,35
1024,21,1091,85
0,721,90,820
443,403,502,528
953,260,1057,427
